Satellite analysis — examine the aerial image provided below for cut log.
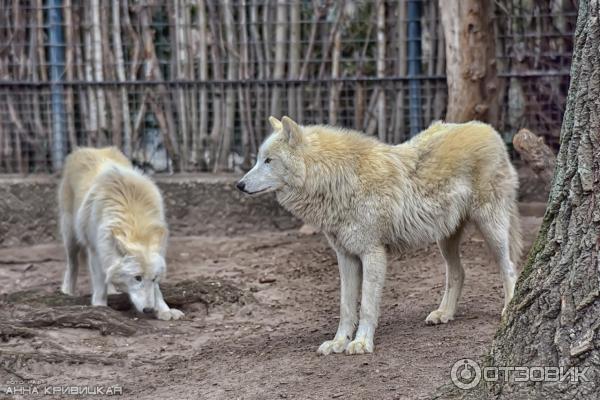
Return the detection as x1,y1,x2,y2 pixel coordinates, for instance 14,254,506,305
512,128,556,185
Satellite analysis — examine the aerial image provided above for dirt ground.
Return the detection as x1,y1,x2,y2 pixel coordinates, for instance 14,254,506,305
0,210,543,400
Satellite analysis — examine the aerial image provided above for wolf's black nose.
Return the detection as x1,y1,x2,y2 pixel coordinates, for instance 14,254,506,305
143,307,154,314
236,181,246,192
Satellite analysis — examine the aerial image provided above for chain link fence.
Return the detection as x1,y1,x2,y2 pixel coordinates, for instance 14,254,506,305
0,0,576,174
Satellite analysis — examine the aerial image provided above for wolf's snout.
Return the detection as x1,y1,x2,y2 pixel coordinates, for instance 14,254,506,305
236,181,246,192
143,307,155,314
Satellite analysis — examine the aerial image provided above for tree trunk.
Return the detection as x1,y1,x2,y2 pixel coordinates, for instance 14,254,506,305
250,0,267,143
393,0,407,143
439,0,498,124
174,0,189,170
206,1,223,172
238,2,255,169
328,29,341,125
112,0,132,156
193,0,208,169
215,0,238,172
91,0,107,139
101,3,122,150
288,0,301,119
139,4,181,171
72,3,90,144
269,0,287,118
83,4,99,145
375,0,387,141
64,0,77,150
466,1,600,398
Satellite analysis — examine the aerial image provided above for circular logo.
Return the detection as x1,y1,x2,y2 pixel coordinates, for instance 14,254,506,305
451,358,482,390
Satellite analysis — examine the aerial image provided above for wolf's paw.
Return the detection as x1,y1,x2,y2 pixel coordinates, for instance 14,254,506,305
425,309,454,325
107,283,119,295
60,285,75,296
157,308,185,321
345,338,374,355
317,338,349,355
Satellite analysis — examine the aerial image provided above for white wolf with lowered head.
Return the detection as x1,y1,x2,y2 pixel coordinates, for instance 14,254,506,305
237,116,522,355
58,147,183,320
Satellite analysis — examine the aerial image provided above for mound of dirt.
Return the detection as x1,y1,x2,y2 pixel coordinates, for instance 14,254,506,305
0,279,253,340
2,279,252,310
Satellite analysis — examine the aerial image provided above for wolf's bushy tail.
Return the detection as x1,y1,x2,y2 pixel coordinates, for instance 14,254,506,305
509,200,523,265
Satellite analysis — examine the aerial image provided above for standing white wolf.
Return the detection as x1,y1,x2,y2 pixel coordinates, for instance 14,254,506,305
237,116,522,355
58,147,183,320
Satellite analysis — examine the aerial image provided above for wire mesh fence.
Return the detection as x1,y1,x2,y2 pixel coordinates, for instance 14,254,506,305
0,0,577,174
495,0,577,149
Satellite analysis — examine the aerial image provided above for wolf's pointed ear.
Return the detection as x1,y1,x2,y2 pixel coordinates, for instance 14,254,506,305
105,261,120,284
148,225,168,249
268,116,283,131
111,228,129,255
281,116,303,147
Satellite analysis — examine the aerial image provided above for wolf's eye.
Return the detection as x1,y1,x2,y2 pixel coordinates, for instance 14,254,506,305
264,158,272,164
134,275,142,282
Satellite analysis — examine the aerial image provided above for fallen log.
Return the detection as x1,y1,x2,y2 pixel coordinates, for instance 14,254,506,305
0,349,125,366
2,279,250,310
0,279,251,338
0,324,36,341
19,306,141,336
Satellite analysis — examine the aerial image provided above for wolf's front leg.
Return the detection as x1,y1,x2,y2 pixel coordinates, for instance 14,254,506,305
155,284,184,321
89,251,107,306
346,246,387,355
317,248,361,355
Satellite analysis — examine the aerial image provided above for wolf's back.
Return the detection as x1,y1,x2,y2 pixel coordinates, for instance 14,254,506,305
59,147,132,215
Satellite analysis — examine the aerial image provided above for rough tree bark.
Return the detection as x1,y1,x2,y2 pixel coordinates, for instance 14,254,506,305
192,0,208,169
375,0,387,141
269,0,287,118
288,0,301,120
111,0,132,156
206,1,223,171
91,0,107,138
456,1,599,398
215,0,238,172
439,0,498,124
328,28,341,125
174,0,189,170
393,0,407,144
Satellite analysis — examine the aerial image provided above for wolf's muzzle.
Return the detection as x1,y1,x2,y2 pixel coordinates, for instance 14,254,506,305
236,181,246,192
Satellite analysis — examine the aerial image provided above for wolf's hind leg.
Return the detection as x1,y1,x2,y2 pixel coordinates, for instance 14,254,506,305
426,226,465,325
60,213,80,296
473,208,517,315
318,248,361,355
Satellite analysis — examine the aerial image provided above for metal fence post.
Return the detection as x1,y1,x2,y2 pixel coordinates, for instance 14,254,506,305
407,0,422,136
49,0,67,171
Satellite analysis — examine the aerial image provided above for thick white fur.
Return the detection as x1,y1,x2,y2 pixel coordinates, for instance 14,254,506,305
238,117,522,355
58,147,183,320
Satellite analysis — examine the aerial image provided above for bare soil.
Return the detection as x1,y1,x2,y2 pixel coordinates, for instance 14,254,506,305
0,213,542,400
